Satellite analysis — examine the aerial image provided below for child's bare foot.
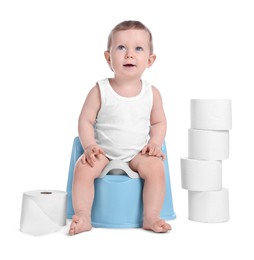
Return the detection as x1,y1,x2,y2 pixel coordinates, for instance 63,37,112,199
69,215,92,235
143,218,172,233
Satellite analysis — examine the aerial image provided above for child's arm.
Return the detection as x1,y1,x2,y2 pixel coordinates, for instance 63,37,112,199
141,86,167,159
78,85,105,166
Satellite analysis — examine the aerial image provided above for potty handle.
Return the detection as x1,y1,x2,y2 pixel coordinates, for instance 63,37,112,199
99,160,140,179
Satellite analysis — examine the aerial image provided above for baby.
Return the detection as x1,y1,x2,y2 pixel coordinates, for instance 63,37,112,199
69,20,171,235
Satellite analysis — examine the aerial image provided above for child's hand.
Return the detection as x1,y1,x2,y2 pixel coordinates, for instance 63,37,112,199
81,144,106,167
141,143,166,160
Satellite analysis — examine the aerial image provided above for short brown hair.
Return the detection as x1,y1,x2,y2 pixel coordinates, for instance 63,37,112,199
107,20,154,54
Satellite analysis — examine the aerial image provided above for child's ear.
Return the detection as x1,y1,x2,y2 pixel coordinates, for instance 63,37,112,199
104,51,111,64
147,54,156,68
104,51,114,71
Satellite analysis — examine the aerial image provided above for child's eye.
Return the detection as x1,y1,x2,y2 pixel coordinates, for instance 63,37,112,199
117,45,126,51
136,46,143,51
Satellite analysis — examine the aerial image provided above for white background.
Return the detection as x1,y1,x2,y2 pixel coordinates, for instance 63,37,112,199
1,0,254,259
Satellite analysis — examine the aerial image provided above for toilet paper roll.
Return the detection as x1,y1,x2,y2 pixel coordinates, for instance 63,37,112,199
188,129,229,160
181,158,222,191
20,190,67,235
191,99,232,130
188,188,229,223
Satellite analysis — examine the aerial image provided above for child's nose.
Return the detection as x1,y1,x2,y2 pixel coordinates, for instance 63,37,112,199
125,50,133,59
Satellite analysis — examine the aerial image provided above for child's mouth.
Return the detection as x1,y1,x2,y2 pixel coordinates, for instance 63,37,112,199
124,64,135,67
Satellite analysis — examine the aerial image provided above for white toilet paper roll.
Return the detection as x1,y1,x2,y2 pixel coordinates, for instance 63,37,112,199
181,158,222,191
188,188,229,223
191,99,232,130
188,129,229,160
20,190,67,235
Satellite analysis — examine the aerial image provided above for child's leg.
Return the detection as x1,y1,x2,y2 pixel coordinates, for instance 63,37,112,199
69,154,109,235
129,154,171,233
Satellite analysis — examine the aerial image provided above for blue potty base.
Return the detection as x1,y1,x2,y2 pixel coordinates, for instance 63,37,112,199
92,175,143,228
66,137,176,228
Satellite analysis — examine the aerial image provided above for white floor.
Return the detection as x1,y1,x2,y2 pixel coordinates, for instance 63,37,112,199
5,185,253,260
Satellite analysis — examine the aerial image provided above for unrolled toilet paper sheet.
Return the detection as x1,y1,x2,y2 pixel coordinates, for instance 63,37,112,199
20,190,67,236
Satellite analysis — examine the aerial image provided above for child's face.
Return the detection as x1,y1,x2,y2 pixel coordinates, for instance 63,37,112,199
104,29,156,79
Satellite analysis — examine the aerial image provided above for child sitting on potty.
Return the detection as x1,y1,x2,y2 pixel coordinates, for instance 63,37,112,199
69,20,171,235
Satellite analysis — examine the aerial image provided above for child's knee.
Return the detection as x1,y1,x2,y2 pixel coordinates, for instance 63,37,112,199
75,157,90,171
139,156,164,178
147,156,164,169
75,154,109,178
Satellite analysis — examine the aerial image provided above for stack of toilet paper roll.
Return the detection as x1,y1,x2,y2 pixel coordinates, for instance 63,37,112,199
181,99,232,223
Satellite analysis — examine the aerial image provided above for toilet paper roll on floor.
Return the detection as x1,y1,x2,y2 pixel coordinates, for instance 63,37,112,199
191,99,232,130
20,190,67,236
181,158,222,191
188,188,229,223
188,129,229,160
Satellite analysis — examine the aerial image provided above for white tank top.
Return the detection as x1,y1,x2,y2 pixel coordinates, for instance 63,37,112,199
95,78,153,162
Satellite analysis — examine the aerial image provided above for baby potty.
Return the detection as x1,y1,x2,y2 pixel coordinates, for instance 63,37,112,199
66,137,176,228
